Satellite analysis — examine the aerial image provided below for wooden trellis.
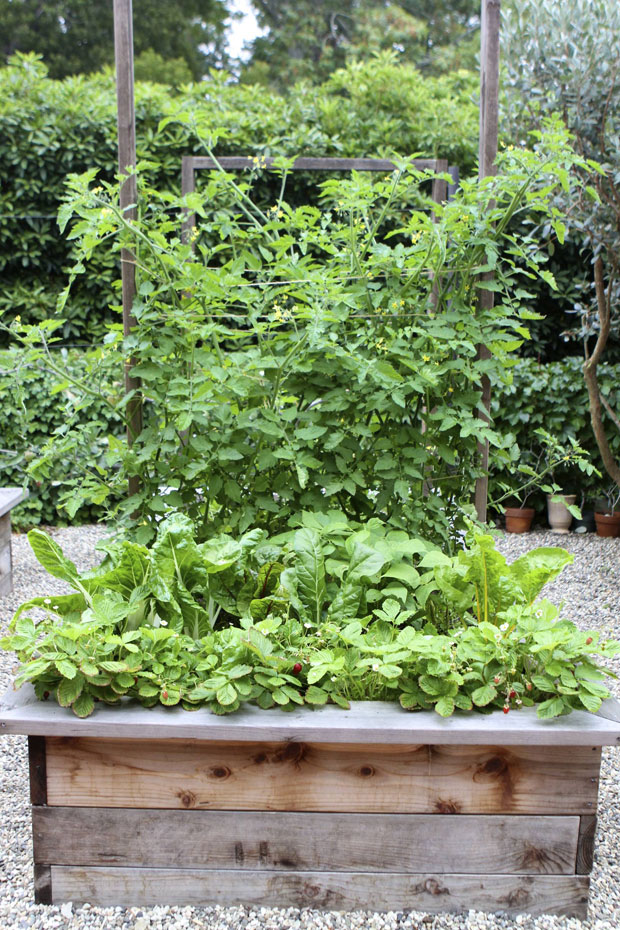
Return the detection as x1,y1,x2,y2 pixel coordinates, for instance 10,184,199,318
113,0,501,521
180,154,453,240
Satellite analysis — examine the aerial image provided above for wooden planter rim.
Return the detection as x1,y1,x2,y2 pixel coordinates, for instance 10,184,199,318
2,685,620,746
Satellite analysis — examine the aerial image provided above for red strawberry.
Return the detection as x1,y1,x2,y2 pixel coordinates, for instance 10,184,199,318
509,689,517,699
503,705,510,714
526,681,533,691
293,663,302,674
162,690,168,700
586,637,593,645
493,676,500,684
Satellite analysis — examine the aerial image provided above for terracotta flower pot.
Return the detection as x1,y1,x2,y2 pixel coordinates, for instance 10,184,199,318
547,494,576,534
594,512,620,538
504,506,535,534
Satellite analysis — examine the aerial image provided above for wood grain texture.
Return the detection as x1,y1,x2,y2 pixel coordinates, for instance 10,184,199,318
4,693,620,745
185,156,440,173
33,864,52,905
0,512,11,543
32,808,580,875
48,866,590,916
474,0,502,522
28,736,46,806
45,738,600,814
576,816,597,874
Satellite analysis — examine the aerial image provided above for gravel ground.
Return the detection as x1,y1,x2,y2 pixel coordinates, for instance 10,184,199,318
1,526,619,930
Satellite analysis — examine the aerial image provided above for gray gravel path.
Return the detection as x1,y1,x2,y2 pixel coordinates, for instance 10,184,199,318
1,527,619,930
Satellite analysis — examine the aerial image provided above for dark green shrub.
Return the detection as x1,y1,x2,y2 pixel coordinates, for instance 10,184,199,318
490,357,620,509
0,348,121,528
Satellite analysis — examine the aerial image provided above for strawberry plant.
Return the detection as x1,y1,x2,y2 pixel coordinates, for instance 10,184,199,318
3,517,618,719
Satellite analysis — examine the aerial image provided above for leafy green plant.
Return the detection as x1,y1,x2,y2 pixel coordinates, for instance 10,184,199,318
0,347,122,528
0,52,479,346
10,119,590,546
489,358,620,511
490,428,598,515
3,517,618,720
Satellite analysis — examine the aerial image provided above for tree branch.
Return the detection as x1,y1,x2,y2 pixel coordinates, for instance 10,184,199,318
583,257,620,487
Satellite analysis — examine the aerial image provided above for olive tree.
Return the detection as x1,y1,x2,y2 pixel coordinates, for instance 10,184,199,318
502,0,620,488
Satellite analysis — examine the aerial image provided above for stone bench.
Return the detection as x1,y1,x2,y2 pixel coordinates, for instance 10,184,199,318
0,487,28,595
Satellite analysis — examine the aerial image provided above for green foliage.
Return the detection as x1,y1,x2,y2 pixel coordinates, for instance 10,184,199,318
244,1,480,87
503,0,620,279
0,347,121,528
10,119,587,544
0,2,230,80
0,53,479,344
3,518,618,719
490,358,620,507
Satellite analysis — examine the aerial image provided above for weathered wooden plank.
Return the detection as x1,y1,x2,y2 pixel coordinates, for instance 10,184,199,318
3,692,620,745
576,815,597,874
28,736,47,806
45,738,600,814
186,156,440,173
0,488,27,519
113,0,142,490
32,808,580,875
48,867,590,916
474,0,502,523
33,864,52,905
0,511,11,544
0,564,12,597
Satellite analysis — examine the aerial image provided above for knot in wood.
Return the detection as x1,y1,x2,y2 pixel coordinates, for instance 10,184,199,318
209,765,231,779
358,765,375,778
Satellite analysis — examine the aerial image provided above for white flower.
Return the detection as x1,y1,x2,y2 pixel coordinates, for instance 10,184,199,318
535,609,543,618
372,663,380,671
331,676,337,682
500,623,509,632
304,622,312,629
44,598,51,605
159,620,168,627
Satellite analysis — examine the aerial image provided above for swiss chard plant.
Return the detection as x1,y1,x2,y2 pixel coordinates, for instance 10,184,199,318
3,517,618,720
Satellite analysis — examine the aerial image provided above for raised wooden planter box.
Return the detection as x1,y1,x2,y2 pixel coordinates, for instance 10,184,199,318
2,688,620,917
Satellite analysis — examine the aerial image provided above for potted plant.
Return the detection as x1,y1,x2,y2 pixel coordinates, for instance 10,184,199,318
2,517,620,917
492,430,594,534
571,493,597,534
594,484,620,537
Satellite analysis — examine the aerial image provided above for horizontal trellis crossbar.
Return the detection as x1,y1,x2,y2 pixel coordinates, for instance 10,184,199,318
183,155,444,174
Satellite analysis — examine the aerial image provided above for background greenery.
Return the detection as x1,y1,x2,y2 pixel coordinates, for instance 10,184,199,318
0,53,478,345
2,0,619,528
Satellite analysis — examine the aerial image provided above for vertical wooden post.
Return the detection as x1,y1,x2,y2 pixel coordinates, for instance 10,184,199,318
114,0,142,500
474,0,501,523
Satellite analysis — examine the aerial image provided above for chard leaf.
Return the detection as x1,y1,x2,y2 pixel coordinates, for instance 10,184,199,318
152,513,210,591
509,547,574,604
293,529,326,624
27,529,80,586
86,541,150,598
